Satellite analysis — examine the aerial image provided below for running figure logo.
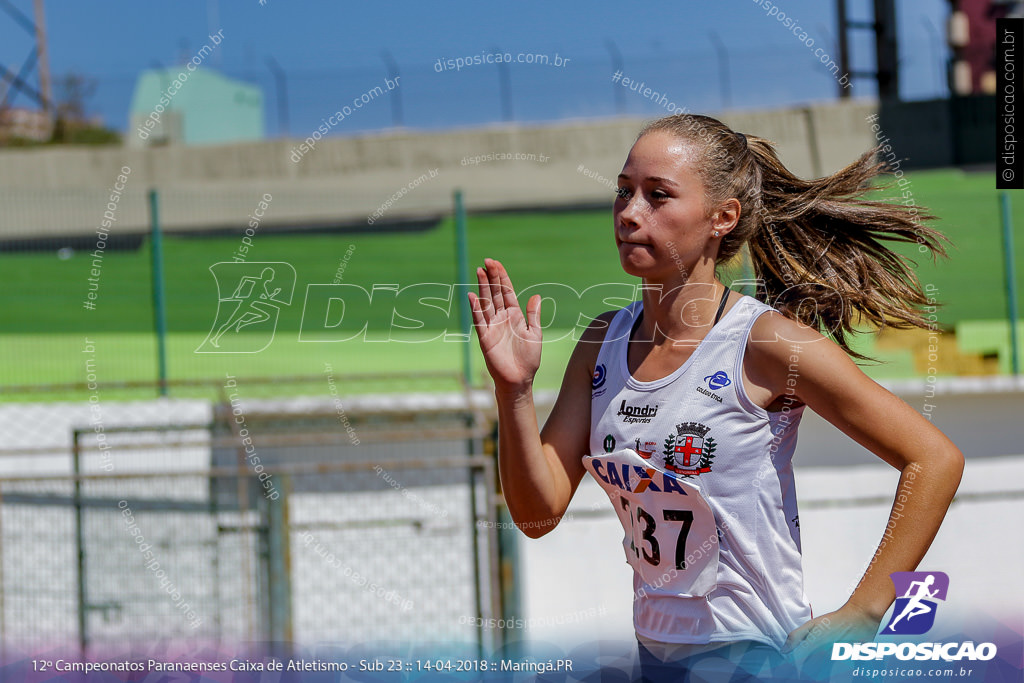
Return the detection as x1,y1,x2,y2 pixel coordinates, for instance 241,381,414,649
196,262,296,353
884,571,949,635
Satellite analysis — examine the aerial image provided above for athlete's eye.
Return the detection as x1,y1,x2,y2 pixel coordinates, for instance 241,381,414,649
651,190,669,200
615,187,632,201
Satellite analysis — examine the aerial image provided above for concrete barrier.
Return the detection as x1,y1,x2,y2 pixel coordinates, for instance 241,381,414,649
0,100,879,240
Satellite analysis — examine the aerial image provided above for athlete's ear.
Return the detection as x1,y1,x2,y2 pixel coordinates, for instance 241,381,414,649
711,198,740,237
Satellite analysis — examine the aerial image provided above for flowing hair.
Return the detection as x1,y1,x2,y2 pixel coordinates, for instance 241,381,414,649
638,113,950,360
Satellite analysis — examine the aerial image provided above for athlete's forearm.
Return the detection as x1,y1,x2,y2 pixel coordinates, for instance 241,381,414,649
845,447,964,621
495,386,570,532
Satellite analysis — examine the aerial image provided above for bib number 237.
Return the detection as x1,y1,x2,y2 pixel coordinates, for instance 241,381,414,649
585,450,719,597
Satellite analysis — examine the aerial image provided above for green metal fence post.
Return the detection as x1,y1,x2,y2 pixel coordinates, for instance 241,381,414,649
454,190,472,385
1000,192,1020,375
148,189,169,395
73,431,88,655
497,505,523,656
266,475,293,657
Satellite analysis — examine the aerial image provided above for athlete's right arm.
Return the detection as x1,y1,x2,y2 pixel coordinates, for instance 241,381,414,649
495,311,612,538
468,258,610,538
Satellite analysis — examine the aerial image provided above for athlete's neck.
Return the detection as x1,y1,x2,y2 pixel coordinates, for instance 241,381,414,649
634,278,730,346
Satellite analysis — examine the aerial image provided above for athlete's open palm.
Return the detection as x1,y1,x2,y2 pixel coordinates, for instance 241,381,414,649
468,258,543,392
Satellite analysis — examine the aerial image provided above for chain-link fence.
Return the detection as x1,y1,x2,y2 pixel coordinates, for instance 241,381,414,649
2,47,915,141
0,384,503,659
0,183,457,395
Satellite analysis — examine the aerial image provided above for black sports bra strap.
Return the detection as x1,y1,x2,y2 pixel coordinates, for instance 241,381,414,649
713,285,731,326
629,286,732,342
630,306,644,341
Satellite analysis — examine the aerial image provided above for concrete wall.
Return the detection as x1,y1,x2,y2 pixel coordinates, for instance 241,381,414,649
0,100,879,240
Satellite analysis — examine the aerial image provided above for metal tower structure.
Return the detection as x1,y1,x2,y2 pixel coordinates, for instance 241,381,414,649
836,0,901,100
0,0,52,114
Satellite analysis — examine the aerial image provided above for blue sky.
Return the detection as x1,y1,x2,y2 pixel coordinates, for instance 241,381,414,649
1,0,951,137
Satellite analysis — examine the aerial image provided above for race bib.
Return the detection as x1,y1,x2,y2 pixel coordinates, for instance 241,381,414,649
583,448,719,597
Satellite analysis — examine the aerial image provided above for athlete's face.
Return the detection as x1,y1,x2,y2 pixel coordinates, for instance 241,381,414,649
614,131,722,281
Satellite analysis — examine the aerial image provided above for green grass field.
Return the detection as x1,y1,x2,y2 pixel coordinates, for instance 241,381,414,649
2,167,1021,398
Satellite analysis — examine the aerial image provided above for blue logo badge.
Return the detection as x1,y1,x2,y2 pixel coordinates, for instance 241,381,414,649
593,364,606,390
884,571,949,635
704,371,731,391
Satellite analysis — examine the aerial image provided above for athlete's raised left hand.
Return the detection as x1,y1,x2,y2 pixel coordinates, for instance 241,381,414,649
468,258,543,395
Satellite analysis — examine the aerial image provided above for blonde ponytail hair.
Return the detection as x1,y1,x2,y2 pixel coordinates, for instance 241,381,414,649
638,113,950,359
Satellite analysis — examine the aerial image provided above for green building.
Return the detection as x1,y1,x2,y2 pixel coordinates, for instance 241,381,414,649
128,66,264,146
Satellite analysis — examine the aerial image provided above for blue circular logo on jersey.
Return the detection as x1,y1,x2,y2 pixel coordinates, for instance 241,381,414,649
704,370,731,391
593,364,606,389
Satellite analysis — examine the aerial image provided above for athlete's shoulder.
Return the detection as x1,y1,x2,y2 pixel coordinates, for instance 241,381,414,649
746,307,829,365
577,307,629,346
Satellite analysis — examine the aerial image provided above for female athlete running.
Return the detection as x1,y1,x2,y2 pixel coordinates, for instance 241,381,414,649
468,114,964,682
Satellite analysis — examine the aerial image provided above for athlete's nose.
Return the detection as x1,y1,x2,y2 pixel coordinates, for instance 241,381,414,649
617,195,648,234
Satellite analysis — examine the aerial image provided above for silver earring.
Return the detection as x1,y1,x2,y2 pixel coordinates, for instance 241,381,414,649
713,231,720,237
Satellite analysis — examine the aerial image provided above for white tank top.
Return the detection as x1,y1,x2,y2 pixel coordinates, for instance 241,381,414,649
584,295,812,648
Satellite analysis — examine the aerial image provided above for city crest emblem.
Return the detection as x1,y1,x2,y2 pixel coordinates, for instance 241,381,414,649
662,422,716,476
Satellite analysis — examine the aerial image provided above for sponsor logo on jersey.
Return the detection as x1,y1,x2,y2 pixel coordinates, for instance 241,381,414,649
587,456,692,496
704,370,731,390
663,422,716,476
592,363,607,398
603,434,616,453
696,370,730,402
631,466,656,493
883,571,949,635
696,385,723,403
617,400,659,424
634,438,658,459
